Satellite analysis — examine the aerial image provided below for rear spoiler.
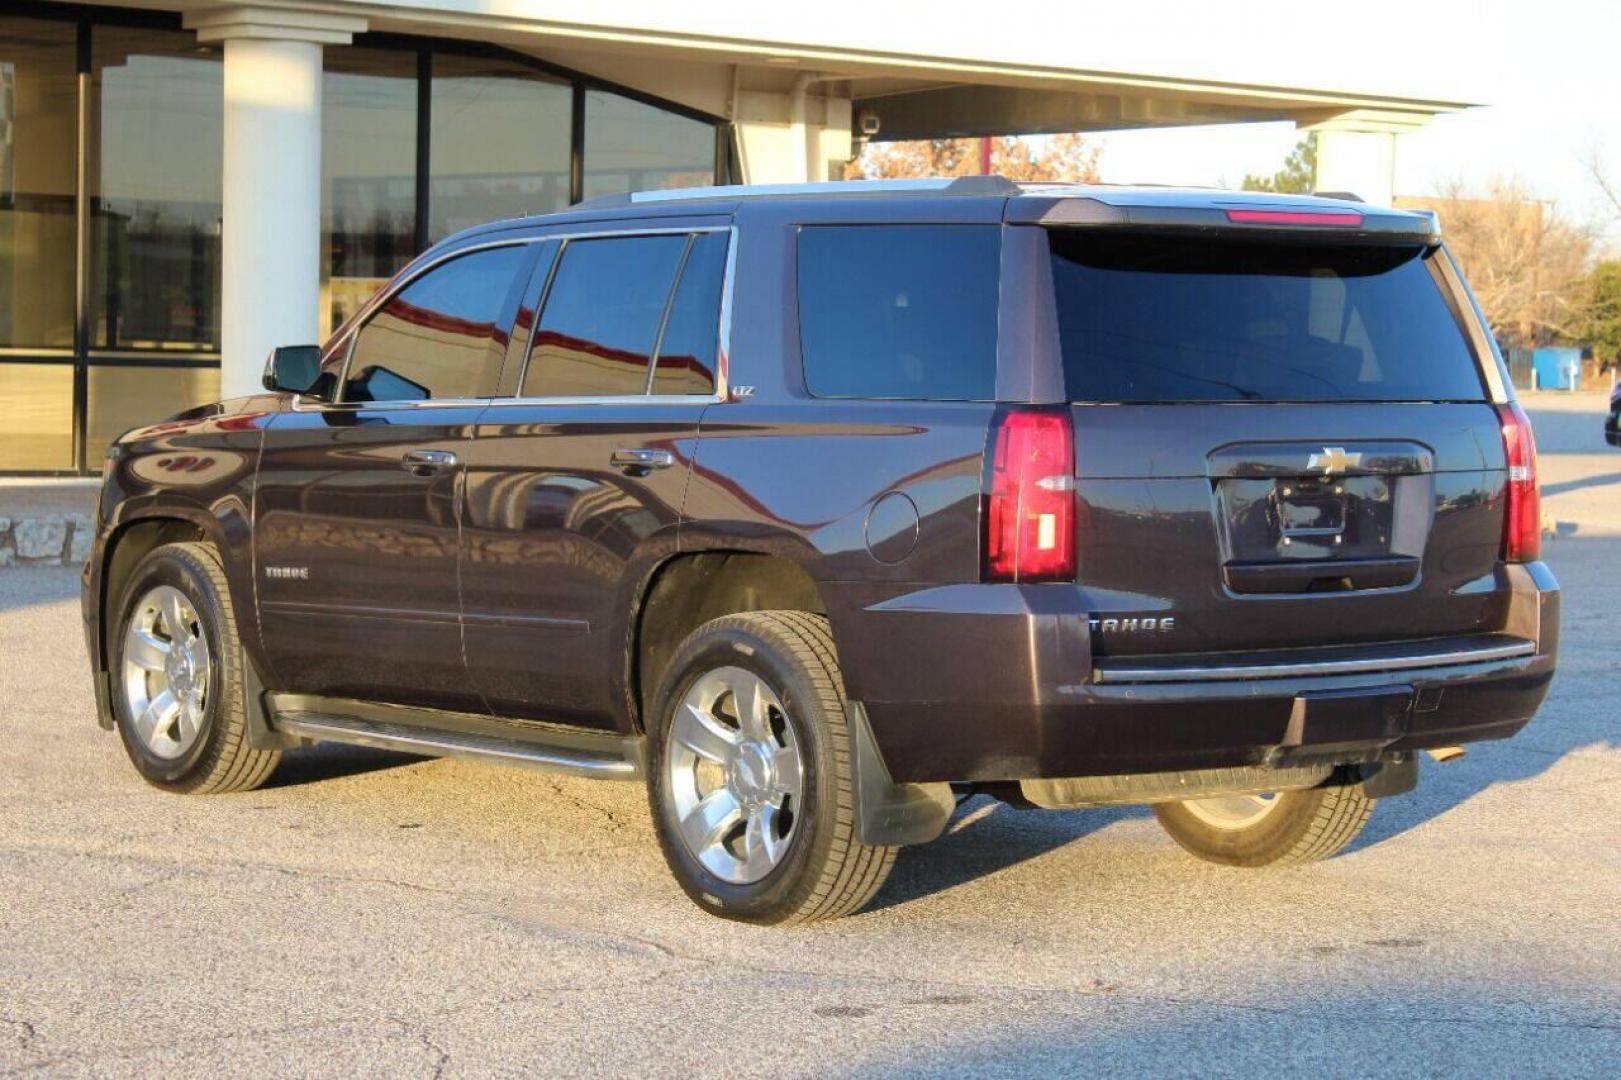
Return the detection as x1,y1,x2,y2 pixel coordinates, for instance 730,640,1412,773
1007,196,1440,245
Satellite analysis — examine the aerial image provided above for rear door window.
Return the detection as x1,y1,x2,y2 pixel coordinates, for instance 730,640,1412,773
650,231,727,396
521,235,688,397
1049,232,1485,403
343,244,529,403
797,225,1000,400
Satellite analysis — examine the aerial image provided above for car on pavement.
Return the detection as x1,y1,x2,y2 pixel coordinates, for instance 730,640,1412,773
1606,381,1620,446
81,177,1559,923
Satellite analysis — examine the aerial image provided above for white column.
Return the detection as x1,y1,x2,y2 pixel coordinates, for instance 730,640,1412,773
186,8,365,399
1304,109,1428,209
734,86,852,183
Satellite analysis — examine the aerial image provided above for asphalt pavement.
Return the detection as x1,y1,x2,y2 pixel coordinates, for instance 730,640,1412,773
2,393,1617,1077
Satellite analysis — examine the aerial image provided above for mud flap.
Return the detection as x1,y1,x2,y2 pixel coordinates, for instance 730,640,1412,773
93,669,116,731
847,703,955,846
1358,753,1419,799
243,648,302,751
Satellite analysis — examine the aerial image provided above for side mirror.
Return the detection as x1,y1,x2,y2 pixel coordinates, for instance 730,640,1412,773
262,345,325,397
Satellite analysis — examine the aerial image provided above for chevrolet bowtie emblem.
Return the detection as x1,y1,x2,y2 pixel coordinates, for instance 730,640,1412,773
1307,446,1361,476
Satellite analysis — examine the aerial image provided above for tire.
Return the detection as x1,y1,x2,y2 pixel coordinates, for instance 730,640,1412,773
109,541,280,794
646,611,896,924
1153,780,1374,868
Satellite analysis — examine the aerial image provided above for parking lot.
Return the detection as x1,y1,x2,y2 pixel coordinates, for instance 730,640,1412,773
2,392,1617,1077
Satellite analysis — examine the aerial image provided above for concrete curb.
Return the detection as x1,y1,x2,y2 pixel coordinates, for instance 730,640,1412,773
0,514,93,568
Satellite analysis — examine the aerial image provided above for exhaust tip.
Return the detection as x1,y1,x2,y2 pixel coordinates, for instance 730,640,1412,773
1424,746,1467,764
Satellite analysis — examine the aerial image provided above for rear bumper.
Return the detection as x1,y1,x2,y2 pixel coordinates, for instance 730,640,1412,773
828,562,1559,784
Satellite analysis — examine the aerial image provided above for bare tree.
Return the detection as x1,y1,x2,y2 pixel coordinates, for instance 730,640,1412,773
1406,178,1594,346
1585,149,1621,220
845,134,1101,183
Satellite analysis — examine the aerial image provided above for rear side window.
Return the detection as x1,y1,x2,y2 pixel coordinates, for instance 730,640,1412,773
1049,232,1485,403
523,235,689,397
651,231,727,396
344,245,528,402
798,225,1000,400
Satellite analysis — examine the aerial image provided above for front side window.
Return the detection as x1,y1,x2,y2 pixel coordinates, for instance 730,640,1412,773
797,225,1002,401
521,235,689,397
344,244,528,402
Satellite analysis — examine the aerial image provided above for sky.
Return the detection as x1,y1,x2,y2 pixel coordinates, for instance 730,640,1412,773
1081,1,1621,248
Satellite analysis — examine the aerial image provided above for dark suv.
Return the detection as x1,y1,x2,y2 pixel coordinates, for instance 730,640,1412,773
82,178,1558,923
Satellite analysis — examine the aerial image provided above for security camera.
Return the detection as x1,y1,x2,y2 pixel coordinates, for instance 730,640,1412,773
858,109,881,137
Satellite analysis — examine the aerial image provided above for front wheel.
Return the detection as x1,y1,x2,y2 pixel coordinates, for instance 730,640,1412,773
110,542,280,794
647,611,896,924
1154,782,1374,867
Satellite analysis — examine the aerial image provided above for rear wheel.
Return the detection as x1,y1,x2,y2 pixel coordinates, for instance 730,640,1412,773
1154,782,1374,867
647,611,896,924
110,542,280,794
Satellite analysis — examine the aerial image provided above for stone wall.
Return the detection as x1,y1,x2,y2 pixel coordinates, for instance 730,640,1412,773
0,515,94,568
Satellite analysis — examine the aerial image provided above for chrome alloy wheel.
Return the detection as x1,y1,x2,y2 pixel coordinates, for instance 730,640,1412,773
121,584,212,760
665,666,804,884
1181,792,1281,831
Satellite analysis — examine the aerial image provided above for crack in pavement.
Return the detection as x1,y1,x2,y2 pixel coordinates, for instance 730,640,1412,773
543,779,638,834
1,1018,38,1055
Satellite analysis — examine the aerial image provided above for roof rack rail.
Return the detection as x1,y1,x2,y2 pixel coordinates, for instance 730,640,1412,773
571,174,1021,210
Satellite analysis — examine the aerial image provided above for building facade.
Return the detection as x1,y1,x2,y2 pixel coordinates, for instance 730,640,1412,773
1,1,1473,474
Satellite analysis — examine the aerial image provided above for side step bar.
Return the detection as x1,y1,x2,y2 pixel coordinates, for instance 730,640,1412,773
268,695,643,781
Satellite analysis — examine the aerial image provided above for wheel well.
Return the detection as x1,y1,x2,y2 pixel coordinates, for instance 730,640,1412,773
99,518,208,666
634,552,825,728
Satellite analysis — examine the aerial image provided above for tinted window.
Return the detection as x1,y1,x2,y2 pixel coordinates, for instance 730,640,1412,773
522,235,687,397
798,226,1000,400
344,245,527,402
651,232,727,395
1050,232,1485,403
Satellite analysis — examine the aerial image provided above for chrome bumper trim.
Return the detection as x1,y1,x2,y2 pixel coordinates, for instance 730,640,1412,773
1095,638,1537,685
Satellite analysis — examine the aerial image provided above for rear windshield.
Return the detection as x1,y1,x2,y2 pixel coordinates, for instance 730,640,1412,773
1049,231,1485,403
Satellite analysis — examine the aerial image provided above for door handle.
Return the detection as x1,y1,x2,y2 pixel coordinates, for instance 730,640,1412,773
401,448,458,476
610,447,675,474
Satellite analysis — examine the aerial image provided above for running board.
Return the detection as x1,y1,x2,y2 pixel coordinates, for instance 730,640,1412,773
267,695,643,780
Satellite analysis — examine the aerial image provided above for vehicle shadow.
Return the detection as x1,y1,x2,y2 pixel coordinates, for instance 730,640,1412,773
1347,539,1616,852
1540,470,1621,498
867,797,1149,912
261,742,425,788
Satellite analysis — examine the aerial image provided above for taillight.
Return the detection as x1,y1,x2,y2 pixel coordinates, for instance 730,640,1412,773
1496,401,1540,563
984,409,1075,582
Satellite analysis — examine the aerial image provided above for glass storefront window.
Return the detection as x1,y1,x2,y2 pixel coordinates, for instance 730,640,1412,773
86,363,220,463
0,16,77,350
581,89,715,201
90,26,223,352
429,54,570,242
0,362,74,470
0,14,723,472
322,48,417,336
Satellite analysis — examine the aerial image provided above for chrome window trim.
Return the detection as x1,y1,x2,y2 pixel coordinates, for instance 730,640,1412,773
484,393,719,408
1093,638,1536,685
506,222,735,405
